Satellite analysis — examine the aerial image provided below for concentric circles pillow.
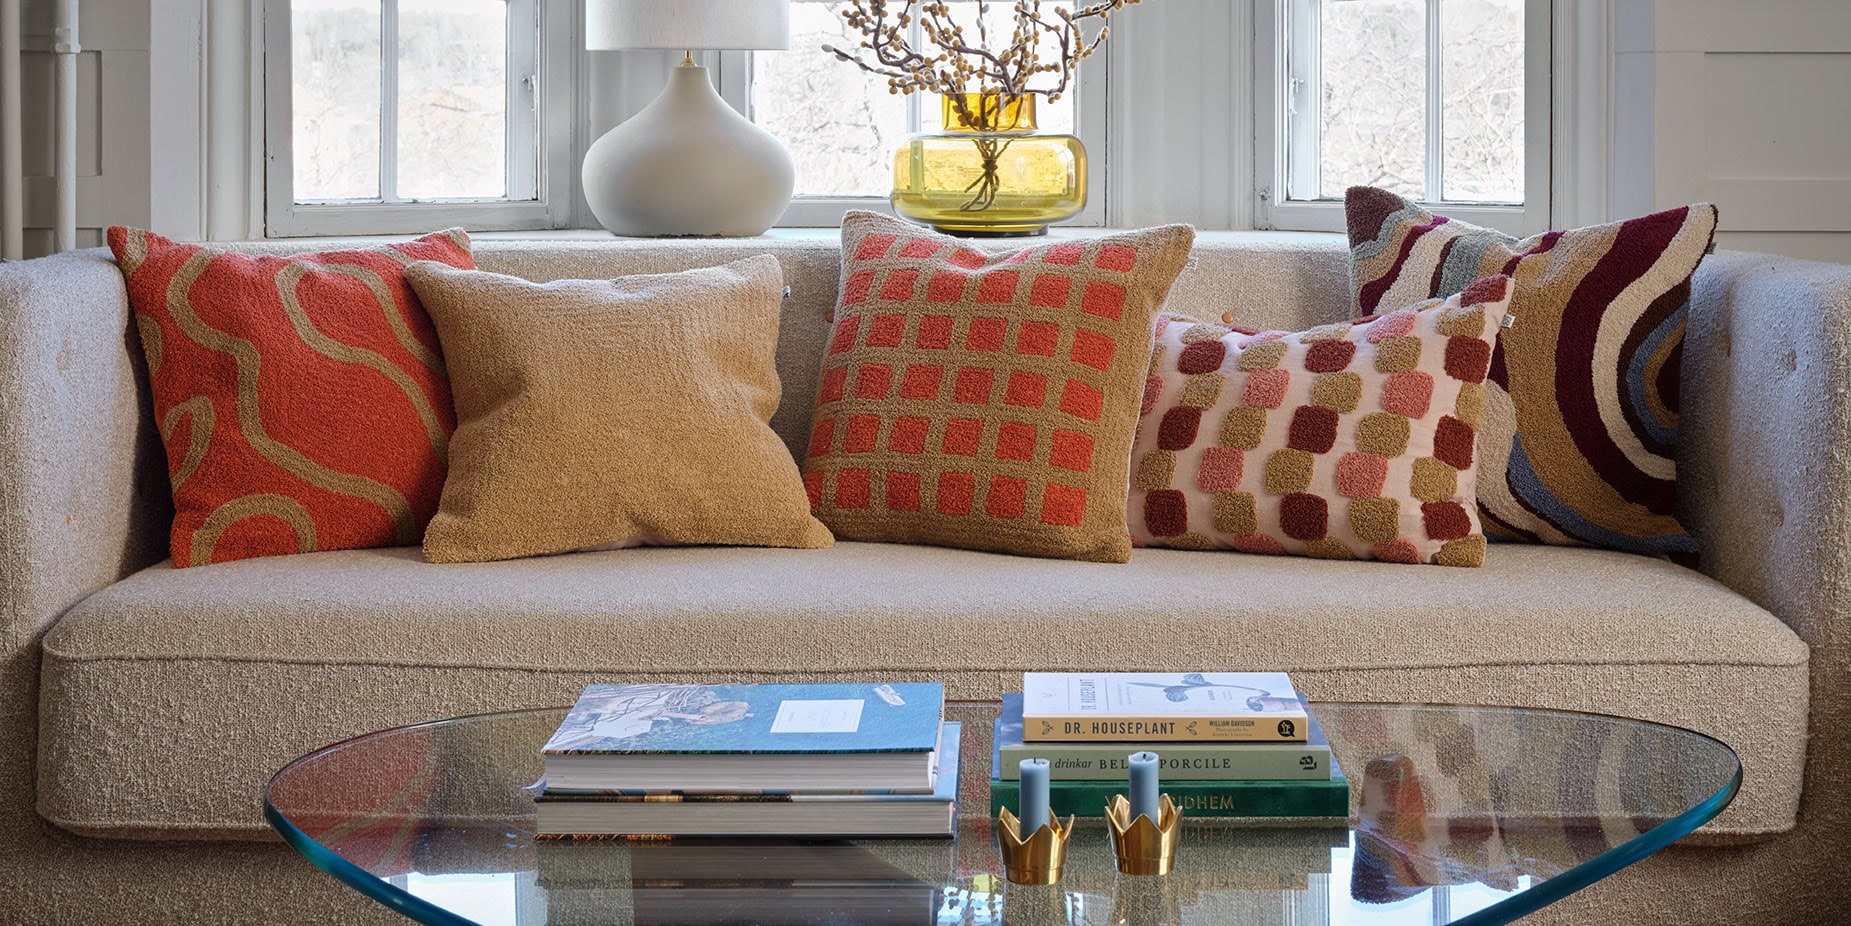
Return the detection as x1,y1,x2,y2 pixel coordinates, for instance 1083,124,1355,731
1345,188,1717,556
1130,276,1515,567
804,211,1195,563
107,227,473,567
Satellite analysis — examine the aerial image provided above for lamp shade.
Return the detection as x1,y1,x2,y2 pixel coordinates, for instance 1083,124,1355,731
587,0,792,51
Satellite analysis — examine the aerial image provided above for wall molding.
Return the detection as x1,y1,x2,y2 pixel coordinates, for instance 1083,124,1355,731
1552,0,1613,229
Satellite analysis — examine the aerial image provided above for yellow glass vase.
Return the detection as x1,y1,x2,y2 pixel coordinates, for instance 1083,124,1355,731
891,94,1087,237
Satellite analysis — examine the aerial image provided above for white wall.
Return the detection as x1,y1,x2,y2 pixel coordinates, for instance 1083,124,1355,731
4,0,1849,265
1611,0,1851,264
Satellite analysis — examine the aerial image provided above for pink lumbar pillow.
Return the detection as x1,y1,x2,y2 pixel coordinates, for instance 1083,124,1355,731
1129,275,1515,566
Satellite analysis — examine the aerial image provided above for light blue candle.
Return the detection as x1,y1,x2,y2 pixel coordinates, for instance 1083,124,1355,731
1129,751,1161,823
1019,758,1051,833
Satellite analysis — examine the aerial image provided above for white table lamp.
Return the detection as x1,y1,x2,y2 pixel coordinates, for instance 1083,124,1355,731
584,0,795,237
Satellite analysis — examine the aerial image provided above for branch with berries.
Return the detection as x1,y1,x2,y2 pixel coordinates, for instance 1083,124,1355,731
822,0,1146,128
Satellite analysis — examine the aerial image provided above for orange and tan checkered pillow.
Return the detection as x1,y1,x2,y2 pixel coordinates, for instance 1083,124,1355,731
804,211,1195,563
1129,276,1515,566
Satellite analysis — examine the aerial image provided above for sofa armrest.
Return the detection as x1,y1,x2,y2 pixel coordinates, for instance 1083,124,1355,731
0,249,171,837
1681,251,1851,647
1681,250,1851,834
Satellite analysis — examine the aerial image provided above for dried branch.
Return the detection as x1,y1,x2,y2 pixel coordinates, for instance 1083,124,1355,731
822,0,1147,125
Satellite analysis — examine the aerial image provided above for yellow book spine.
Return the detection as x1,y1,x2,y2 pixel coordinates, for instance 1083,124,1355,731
1021,714,1309,742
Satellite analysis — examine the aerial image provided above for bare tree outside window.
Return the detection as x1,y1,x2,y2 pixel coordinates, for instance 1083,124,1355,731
291,0,516,204
1294,0,1524,206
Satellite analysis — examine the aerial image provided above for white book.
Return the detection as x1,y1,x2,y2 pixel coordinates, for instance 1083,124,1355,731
1021,672,1309,742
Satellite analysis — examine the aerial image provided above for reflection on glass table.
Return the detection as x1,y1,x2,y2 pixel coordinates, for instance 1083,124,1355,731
266,700,1739,926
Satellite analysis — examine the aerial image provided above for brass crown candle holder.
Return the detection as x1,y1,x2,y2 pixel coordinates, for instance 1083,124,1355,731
996,807,1075,885
1105,794,1182,876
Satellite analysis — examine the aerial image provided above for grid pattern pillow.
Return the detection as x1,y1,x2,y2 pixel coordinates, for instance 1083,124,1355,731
107,227,473,567
1345,187,1717,556
1129,276,1515,567
804,211,1195,563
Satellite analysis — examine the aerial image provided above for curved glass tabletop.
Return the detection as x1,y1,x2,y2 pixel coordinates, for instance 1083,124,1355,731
266,701,1739,926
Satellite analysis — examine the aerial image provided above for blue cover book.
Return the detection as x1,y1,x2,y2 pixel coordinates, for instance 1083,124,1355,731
534,724,964,837
543,683,945,756
539,725,963,803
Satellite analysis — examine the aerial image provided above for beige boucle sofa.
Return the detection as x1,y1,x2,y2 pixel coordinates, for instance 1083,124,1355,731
0,232,1848,924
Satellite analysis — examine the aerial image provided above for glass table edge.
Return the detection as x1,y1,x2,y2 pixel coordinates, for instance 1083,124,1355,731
264,700,1746,926
263,798,481,926
1452,763,1744,926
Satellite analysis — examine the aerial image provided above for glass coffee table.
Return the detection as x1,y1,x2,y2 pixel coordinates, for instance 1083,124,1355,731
266,701,1738,926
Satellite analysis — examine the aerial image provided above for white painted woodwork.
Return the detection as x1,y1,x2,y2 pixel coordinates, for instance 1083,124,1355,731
2,0,22,259
1613,0,1851,263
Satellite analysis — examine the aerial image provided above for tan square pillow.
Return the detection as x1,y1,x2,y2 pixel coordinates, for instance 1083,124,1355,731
803,211,1195,563
406,256,833,563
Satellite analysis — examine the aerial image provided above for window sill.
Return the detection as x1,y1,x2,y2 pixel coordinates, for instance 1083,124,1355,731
268,227,1349,247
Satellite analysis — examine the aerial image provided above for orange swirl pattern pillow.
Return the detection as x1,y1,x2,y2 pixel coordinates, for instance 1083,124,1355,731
108,227,473,567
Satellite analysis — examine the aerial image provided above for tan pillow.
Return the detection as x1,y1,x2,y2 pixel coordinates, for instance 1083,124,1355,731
406,256,833,563
803,211,1195,563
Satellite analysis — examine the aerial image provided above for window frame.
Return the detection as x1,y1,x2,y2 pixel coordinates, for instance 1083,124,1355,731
1254,0,1552,236
261,0,576,237
716,0,1109,229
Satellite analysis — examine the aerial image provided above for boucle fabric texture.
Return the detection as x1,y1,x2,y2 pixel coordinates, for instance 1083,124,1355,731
8,241,1851,926
36,542,1804,840
1131,276,1514,566
1344,188,1718,557
405,256,832,563
104,227,472,567
805,211,1194,562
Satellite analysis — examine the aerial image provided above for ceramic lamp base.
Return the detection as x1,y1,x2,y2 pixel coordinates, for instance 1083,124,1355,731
582,62,794,237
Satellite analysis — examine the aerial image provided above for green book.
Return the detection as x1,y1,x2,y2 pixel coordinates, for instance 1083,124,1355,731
989,758,1350,819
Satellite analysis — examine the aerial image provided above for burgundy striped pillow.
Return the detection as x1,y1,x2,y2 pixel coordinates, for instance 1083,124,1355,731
1344,187,1717,557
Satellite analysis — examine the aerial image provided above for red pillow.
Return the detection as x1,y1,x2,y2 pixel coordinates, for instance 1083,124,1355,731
107,227,473,567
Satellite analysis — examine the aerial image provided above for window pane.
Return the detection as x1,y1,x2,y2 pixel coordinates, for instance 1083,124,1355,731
292,0,381,202
1314,0,1427,200
397,0,509,200
1441,0,1524,203
754,2,911,197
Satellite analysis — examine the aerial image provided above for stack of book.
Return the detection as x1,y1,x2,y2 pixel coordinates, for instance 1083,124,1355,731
537,838,956,926
535,682,960,838
990,672,1348,819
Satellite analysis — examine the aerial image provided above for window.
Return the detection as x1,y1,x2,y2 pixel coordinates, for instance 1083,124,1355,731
734,0,1098,226
1257,0,1549,235
264,0,572,236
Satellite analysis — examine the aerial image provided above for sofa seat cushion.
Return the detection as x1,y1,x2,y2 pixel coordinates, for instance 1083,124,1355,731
37,542,1806,841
